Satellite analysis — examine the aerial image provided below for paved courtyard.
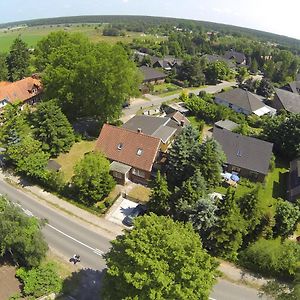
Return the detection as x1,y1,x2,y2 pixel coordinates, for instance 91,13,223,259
105,196,138,227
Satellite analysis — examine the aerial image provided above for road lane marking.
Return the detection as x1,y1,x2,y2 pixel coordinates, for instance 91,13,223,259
46,223,104,256
93,248,104,256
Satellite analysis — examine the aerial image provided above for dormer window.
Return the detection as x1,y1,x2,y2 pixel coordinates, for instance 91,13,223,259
136,148,143,156
117,143,123,150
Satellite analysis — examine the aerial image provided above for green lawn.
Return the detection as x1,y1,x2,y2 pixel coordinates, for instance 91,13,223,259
54,140,96,182
0,25,166,52
152,83,181,96
215,160,289,214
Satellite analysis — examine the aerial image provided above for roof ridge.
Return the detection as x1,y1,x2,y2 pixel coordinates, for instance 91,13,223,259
103,124,161,142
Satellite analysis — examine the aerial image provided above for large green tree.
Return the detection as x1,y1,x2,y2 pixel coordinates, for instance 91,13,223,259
148,171,171,215
167,125,200,187
262,113,300,160
7,37,30,81
273,200,300,239
0,53,8,81
257,78,274,98
6,135,49,180
102,214,218,300
208,188,246,260
205,61,230,84
172,169,207,220
37,31,141,121
71,152,115,205
195,138,226,188
31,100,75,156
0,196,48,268
238,187,264,244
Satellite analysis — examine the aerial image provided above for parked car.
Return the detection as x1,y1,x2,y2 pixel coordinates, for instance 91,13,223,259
123,204,147,227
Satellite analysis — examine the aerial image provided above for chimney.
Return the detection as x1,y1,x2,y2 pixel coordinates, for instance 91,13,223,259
180,120,185,127
137,128,142,133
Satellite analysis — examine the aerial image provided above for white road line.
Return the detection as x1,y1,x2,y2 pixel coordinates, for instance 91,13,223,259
93,248,104,256
46,223,103,255
209,298,217,300
23,209,34,216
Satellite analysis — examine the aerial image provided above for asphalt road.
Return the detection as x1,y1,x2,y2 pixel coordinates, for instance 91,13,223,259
123,80,237,118
0,178,268,300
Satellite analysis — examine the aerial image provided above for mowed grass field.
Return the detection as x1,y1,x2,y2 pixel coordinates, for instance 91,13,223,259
0,24,167,52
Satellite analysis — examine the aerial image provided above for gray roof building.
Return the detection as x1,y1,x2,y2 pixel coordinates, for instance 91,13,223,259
215,88,270,116
213,126,273,176
273,88,300,113
202,54,235,68
139,66,167,83
214,120,239,131
122,115,182,147
281,81,300,95
224,50,246,65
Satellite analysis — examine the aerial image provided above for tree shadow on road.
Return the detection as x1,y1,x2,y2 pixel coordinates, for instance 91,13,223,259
58,268,106,300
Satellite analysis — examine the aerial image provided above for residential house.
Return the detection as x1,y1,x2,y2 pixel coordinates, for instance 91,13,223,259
224,50,247,65
281,81,300,95
214,88,272,116
139,66,167,84
95,124,161,185
272,88,300,114
122,115,186,152
288,158,300,202
202,54,235,69
0,76,42,110
152,55,183,70
213,126,273,182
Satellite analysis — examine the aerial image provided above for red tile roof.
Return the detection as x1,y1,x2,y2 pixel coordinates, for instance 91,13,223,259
0,77,42,104
95,124,161,172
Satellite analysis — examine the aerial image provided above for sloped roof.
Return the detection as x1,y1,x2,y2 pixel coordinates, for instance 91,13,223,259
215,88,265,113
167,111,190,126
0,77,42,104
123,115,170,135
289,158,300,201
274,88,300,113
95,124,161,172
224,50,246,64
287,81,300,94
213,126,273,175
202,54,235,68
152,126,177,143
215,120,238,131
139,66,167,82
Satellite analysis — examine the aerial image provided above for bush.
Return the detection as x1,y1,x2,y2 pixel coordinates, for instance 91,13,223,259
16,262,62,298
239,238,300,280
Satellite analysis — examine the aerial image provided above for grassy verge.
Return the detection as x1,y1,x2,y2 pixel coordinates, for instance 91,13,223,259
128,185,151,203
54,140,96,181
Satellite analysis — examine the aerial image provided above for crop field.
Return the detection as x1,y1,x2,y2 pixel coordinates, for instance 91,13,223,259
0,24,166,52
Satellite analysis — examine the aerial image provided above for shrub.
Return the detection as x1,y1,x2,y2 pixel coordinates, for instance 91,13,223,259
16,262,62,298
239,238,300,280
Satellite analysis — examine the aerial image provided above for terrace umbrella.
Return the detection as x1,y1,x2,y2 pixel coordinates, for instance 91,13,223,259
231,174,240,182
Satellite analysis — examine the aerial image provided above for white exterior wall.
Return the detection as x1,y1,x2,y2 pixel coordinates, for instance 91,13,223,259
214,97,251,115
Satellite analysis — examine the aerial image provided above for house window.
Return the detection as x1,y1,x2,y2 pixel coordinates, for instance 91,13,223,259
132,168,145,178
136,148,143,156
117,143,123,150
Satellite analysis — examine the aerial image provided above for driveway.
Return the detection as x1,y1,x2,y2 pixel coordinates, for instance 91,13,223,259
105,196,138,227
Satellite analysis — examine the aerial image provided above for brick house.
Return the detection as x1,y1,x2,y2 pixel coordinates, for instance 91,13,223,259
95,124,161,185
0,76,42,110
